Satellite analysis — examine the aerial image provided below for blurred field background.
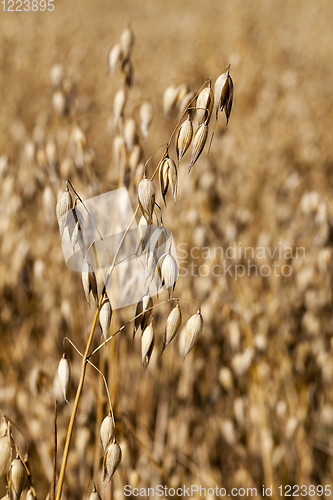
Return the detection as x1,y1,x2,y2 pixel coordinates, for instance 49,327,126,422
1,0,333,499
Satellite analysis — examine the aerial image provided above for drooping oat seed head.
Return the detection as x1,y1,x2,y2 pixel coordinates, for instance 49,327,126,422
123,118,136,152
162,303,182,353
113,88,127,128
58,353,71,404
175,115,193,167
120,26,134,60
8,456,27,500
160,253,178,299
141,319,154,368
100,412,116,455
56,185,73,239
108,44,122,75
138,178,155,223
0,425,11,479
214,70,229,119
140,101,154,139
103,441,122,487
99,293,112,342
188,122,208,173
184,309,203,359
82,262,98,307
196,85,214,126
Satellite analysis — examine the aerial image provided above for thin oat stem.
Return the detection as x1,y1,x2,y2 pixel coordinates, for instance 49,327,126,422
86,359,115,427
63,337,83,358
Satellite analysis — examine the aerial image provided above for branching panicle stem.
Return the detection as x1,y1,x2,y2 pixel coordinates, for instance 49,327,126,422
55,78,208,500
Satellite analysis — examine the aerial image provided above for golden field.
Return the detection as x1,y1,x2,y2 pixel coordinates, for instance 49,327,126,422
1,0,333,499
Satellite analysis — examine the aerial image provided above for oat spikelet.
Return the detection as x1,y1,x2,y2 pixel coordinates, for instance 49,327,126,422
113,88,126,128
140,101,154,138
108,44,122,75
188,122,208,173
184,309,203,358
58,353,71,404
8,456,27,500
159,159,169,206
214,70,229,119
82,262,98,307
133,294,153,338
71,221,84,257
138,178,155,222
100,412,116,455
162,303,182,353
196,86,214,126
0,425,11,479
120,26,134,60
99,294,112,342
160,253,178,299
103,442,122,487
56,185,73,238
175,115,193,167
141,295,153,333
123,118,136,152
141,319,154,368
136,216,151,255
168,159,178,204
146,226,168,282
136,215,150,255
